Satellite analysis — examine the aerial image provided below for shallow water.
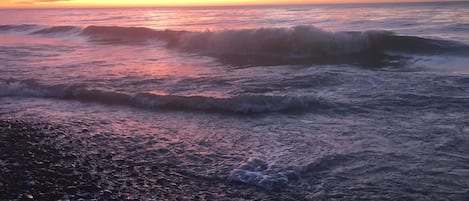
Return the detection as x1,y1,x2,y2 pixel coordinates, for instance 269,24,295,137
1,2,469,199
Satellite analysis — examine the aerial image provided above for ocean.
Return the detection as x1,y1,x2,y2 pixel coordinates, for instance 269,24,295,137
1,2,469,200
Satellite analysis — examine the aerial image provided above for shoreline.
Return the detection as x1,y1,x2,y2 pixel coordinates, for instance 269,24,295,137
0,118,299,200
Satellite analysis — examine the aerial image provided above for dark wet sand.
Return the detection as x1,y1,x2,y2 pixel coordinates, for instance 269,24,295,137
0,119,303,201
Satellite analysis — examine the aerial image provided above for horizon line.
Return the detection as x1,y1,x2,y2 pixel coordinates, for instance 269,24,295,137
0,1,466,10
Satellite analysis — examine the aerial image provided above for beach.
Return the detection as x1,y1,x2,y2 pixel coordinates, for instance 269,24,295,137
1,118,296,200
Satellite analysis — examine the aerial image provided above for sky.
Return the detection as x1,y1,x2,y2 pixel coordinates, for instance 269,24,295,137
0,0,461,8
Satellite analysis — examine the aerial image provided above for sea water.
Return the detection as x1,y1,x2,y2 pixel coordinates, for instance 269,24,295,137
1,2,469,199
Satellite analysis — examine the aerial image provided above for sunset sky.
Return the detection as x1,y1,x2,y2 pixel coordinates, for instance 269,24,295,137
0,0,461,8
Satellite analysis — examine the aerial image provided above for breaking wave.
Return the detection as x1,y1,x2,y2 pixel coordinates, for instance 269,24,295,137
79,25,469,66
0,24,39,32
1,24,467,65
31,26,81,36
228,154,354,190
0,79,329,114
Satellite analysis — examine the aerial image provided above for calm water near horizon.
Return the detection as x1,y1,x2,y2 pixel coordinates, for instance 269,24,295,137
1,2,469,200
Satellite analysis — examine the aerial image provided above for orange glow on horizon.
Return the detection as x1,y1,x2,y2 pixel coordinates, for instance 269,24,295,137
0,0,461,8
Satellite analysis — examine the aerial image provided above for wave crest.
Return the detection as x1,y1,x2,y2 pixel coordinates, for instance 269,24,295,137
0,24,38,32
178,26,384,56
0,79,329,114
81,25,184,44
77,25,468,65
31,26,81,36
2,24,467,66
